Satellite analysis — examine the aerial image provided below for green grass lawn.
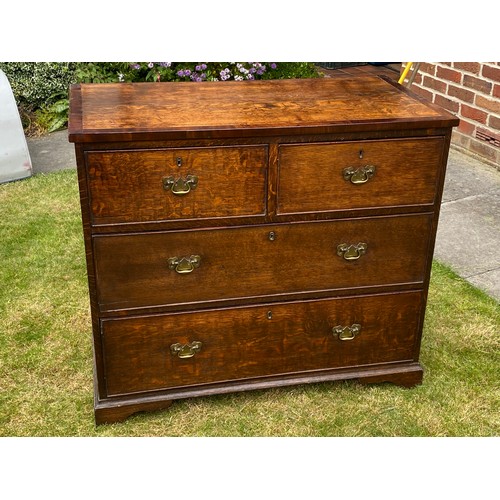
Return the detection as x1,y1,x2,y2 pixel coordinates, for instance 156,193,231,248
0,169,498,436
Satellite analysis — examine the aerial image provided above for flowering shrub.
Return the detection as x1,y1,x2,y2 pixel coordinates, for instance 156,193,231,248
124,62,318,83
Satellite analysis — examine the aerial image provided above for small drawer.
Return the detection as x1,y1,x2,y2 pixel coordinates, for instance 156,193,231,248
93,214,432,312
85,145,268,225
101,291,423,396
277,137,445,214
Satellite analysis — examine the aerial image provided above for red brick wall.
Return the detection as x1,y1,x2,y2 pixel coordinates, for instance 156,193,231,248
404,62,500,169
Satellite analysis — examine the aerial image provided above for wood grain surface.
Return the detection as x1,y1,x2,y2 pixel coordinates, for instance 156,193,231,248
101,291,423,396
69,77,459,142
68,77,458,423
86,145,267,224
93,214,433,312
278,137,445,213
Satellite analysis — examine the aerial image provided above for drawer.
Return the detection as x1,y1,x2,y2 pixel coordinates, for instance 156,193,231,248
277,138,445,214
101,291,423,396
94,214,432,312
85,145,268,224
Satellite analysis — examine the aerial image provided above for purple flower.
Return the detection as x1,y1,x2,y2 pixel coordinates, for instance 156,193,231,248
220,68,231,81
130,63,141,70
270,63,277,69
148,62,154,68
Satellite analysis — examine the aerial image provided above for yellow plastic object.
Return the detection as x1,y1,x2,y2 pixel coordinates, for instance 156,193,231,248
398,62,413,85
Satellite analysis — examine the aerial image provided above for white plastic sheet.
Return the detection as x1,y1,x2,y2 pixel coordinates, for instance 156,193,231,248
0,69,32,183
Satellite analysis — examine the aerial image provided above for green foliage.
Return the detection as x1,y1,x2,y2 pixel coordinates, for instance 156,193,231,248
0,62,76,109
34,92,70,133
73,62,135,83
73,62,321,83
261,62,321,80
0,62,76,134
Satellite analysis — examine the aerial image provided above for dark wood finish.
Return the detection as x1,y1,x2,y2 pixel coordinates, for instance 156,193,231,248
68,76,458,424
68,77,458,142
95,398,173,425
86,145,267,225
277,137,445,214
93,215,432,312
101,291,423,396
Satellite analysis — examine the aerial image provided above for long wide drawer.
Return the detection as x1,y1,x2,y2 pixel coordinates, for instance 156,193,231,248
277,137,445,214
94,214,433,312
101,291,423,397
85,145,268,225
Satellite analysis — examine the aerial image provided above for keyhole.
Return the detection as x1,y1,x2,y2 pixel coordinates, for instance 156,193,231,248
268,231,276,241
176,157,182,167
267,311,273,320
359,149,364,159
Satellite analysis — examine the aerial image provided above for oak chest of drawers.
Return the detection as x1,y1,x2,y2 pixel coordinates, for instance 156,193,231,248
68,76,459,424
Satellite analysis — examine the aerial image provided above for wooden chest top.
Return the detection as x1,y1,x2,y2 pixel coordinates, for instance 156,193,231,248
68,76,458,142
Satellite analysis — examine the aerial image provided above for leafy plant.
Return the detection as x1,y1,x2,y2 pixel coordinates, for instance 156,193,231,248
72,62,320,83
74,62,135,83
35,92,70,133
126,62,320,82
0,62,76,109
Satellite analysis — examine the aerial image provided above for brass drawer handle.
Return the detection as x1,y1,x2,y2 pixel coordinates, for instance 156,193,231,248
332,324,361,341
170,341,202,358
337,243,367,261
163,174,198,195
343,165,376,184
168,255,201,274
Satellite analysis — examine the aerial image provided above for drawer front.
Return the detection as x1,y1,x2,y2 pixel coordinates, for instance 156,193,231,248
94,214,432,312
277,138,445,214
101,291,423,396
86,145,268,224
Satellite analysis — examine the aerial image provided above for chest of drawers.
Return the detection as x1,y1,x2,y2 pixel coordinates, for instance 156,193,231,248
69,76,458,424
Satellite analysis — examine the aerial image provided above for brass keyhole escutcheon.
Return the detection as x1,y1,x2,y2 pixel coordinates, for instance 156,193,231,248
268,231,276,241
337,243,367,261
332,324,361,341
170,341,202,358
168,255,201,274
